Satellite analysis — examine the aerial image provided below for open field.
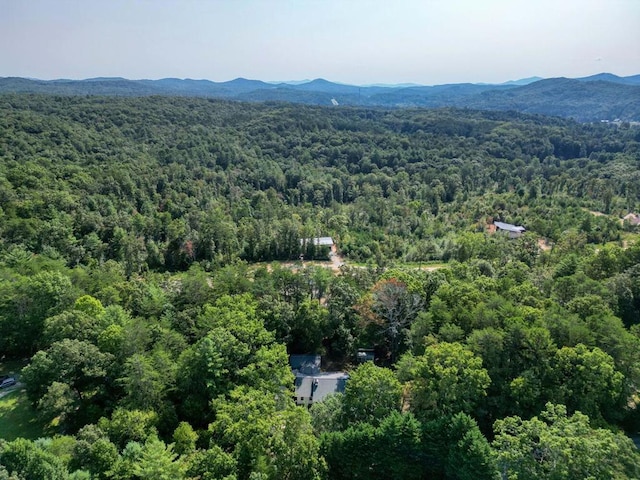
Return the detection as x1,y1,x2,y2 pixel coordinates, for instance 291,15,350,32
0,360,46,441
0,389,47,441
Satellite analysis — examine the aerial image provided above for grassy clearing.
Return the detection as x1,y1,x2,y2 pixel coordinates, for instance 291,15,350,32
348,261,448,270
0,389,47,441
0,359,47,441
390,262,448,270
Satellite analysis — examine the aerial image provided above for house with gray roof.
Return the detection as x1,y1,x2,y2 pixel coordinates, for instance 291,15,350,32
290,354,349,406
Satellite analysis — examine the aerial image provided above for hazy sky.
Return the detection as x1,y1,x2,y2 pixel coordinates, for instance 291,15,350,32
1,0,639,85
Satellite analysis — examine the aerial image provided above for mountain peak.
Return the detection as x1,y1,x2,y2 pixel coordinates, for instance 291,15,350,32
501,76,543,86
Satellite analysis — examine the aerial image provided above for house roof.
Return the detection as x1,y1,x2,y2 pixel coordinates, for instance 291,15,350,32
494,221,526,233
294,371,349,403
290,354,349,404
290,354,321,375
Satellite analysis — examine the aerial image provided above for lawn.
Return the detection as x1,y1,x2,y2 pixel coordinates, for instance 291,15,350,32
0,389,47,441
0,359,47,441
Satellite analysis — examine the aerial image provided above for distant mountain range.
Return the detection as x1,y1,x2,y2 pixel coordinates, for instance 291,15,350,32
1,73,639,122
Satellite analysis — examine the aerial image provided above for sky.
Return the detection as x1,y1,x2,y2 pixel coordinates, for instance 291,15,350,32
1,0,639,85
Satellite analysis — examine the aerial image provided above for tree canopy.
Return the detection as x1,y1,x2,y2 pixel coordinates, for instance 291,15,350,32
1,94,640,479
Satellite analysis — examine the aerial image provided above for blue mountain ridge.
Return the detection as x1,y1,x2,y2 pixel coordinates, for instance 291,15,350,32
1,73,639,121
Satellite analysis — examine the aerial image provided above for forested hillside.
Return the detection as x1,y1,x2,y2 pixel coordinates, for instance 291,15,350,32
2,75,640,121
1,94,640,479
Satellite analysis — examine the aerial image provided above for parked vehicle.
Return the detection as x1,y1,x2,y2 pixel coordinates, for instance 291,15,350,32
0,377,16,388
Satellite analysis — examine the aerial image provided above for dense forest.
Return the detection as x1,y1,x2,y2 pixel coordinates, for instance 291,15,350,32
0,94,640,479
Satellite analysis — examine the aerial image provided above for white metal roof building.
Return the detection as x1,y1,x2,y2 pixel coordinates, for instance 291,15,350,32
494,221,525,233
300,237,334,246
494,221,526,238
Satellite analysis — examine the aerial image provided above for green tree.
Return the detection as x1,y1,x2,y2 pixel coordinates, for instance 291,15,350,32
22,339,114,428
172,422,198,456
321,411,423,480
289,299,328,354
177,301,290,427
184,445,237,480
503,325,557,418
0,437,69,480
118,354,165,411
98,408,158,449
443,413,497,480
196,294,271,346
341,362,402,426
176,328,251,426
493,403,640,479
0,271,74,355
42,311,94,345
237,343,293,395
73,295,105,318
70,425,119,480
37,382,78,430
551,343,624,422
211,387,324,480
397,342,490,420
422,413,497,480
309,393,344,435
132,436,186,480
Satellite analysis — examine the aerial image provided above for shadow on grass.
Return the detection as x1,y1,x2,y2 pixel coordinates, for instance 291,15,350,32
0,358,49,441
0,388,48,441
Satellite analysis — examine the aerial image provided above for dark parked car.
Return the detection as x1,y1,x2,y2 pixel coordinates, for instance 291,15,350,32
0,377,16,388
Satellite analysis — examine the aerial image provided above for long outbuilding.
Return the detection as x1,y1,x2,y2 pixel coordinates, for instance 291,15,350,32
494,221,526,238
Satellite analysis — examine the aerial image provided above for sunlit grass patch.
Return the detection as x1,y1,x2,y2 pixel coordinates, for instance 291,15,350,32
0,389,47,441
